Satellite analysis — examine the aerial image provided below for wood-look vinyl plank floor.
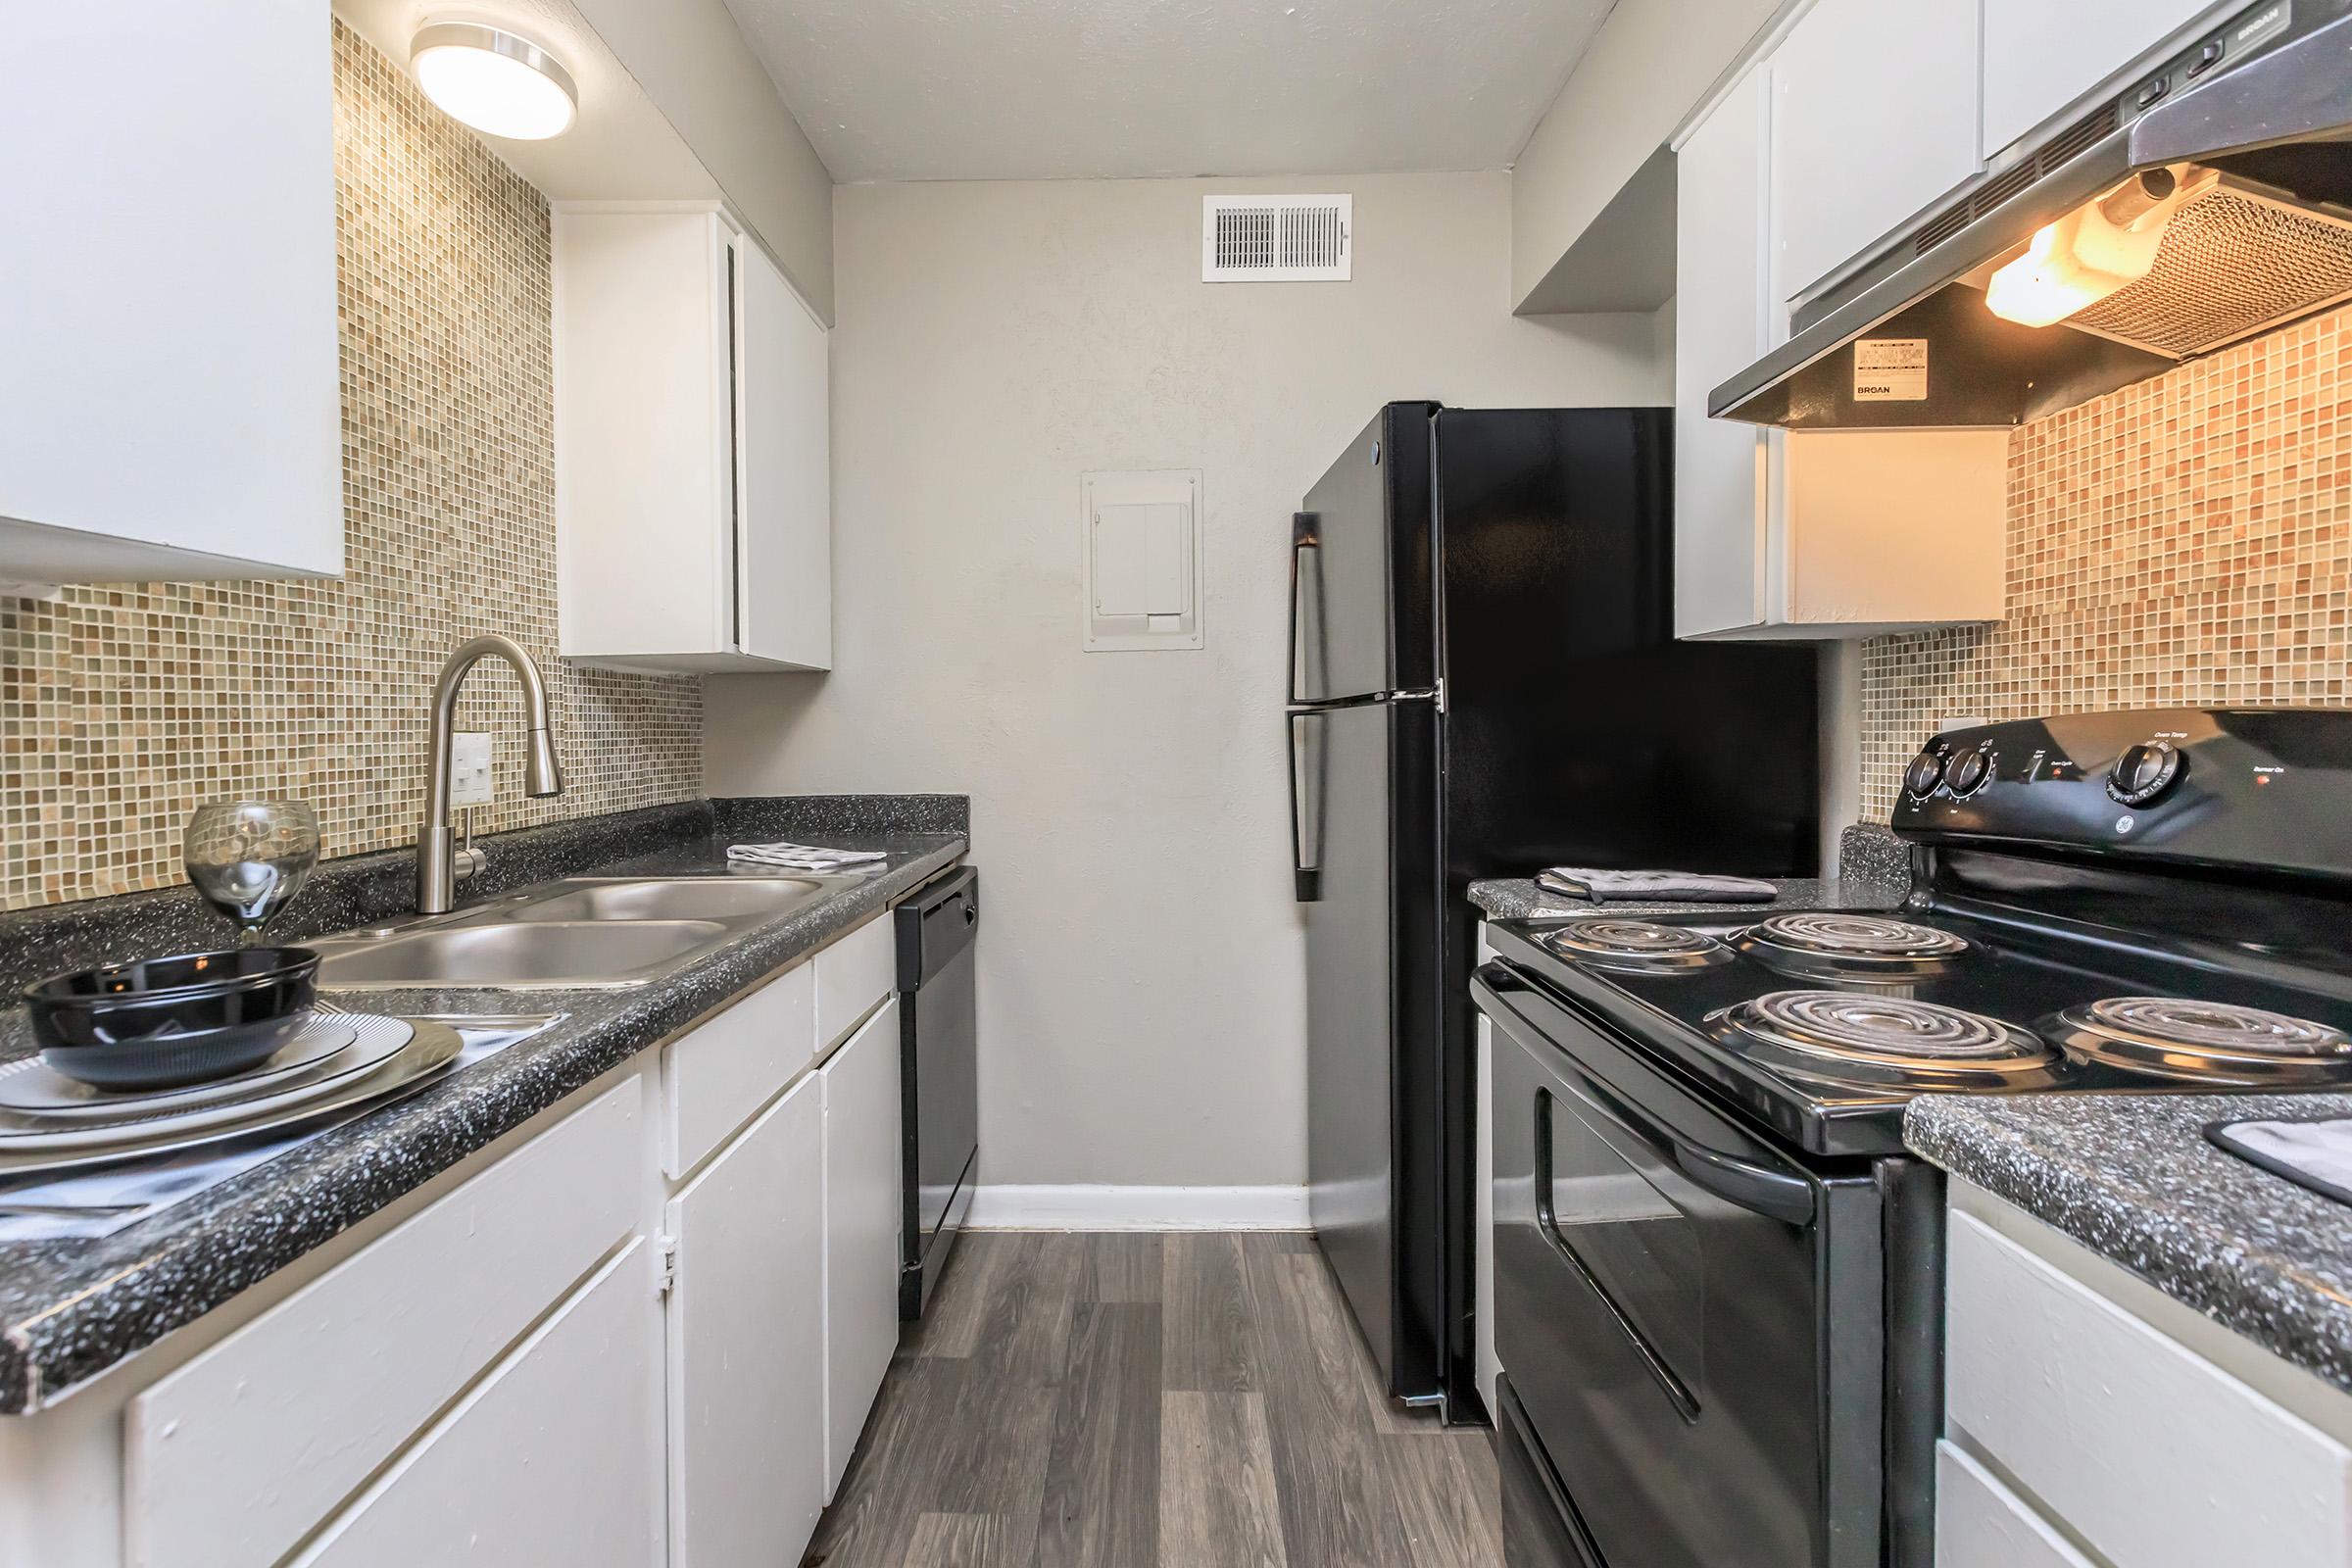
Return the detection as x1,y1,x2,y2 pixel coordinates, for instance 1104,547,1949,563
805,1231,1500,1568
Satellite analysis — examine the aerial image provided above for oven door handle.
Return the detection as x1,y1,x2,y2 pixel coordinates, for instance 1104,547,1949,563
1475,965,1818,1226
1534,1087,1704,1425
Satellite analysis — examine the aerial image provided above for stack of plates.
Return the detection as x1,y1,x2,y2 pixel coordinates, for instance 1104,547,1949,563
0,1013,461,1175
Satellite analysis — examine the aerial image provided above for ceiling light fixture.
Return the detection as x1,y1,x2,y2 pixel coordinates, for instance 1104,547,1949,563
410,23,577,141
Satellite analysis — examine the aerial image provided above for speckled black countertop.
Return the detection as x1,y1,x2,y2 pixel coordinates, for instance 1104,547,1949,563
0,796,966,1413
1907,1093,2352,1395
1468,823,1913,921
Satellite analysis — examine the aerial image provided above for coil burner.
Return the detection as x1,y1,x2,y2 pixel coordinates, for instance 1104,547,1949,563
2047,996,2352,1086
1735,912,1972,981
1541,919,1733,974
1711,989,2063,1090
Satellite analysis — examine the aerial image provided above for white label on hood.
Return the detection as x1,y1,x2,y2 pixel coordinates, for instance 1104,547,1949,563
1854,338,1929,402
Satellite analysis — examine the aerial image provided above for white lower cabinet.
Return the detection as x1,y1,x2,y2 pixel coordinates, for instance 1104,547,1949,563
125,1081,645,1568
822,998,904,1496
0,906,920,1568
297,1241,663,1567
1936,1442,2093,1568
1943,1196,2352,1568
665,1071,827,1568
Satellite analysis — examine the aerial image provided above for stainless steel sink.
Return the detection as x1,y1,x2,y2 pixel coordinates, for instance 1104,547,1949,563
316,919,732,990
311,868,867,991
504,877,829,924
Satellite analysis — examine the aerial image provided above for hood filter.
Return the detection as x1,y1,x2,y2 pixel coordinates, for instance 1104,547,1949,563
2068,178,2352,357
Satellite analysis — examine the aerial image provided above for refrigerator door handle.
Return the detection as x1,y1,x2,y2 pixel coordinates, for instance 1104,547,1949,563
1288,512,1320,707
1288,709,1325,902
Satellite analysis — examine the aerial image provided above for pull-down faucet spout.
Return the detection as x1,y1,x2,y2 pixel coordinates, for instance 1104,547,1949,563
416,634,564,913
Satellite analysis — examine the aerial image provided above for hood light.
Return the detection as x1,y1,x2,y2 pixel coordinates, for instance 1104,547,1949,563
411,23,577,141
1985,167,2198,328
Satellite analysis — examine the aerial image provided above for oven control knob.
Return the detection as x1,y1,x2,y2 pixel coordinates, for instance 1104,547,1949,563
1902,750,1947,800
2108,740,2183,806
1946,746,1993,797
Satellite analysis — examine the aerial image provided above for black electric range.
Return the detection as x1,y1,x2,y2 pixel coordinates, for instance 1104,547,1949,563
1476,707,2352,1568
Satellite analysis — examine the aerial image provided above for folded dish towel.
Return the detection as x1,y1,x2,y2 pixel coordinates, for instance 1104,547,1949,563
1536,867,1779,904
2207,1116,2352,1208
726,841,890,871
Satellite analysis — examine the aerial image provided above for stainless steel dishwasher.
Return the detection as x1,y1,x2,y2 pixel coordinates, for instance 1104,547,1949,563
896,865,977,1319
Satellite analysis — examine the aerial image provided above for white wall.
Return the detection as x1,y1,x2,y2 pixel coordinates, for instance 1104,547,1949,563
1513,0,1788,313
705,172,1669,1189
570,0,836,321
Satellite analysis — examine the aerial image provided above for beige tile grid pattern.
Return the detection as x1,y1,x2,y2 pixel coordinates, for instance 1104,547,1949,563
1857,301,2352,821
0,23,702,910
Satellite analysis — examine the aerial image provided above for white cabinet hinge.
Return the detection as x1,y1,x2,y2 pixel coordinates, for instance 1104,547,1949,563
658,1233,679,1297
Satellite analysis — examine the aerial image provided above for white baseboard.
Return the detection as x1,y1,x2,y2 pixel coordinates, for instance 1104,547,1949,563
964,1184,1311,1232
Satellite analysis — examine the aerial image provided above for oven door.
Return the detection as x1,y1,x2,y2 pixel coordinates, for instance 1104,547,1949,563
1474,962,1886,1568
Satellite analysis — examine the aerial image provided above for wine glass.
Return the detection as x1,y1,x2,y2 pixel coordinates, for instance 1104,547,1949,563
183,799,320,947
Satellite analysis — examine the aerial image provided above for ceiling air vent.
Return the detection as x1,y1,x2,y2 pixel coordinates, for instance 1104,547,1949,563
1201,196,1351,282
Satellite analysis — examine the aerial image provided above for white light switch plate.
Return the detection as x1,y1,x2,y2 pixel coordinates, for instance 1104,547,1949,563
451,732,493,807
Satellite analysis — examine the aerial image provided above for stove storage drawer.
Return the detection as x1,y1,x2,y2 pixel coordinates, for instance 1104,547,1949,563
1946,1205,2352,1568
1474,963,1886,1568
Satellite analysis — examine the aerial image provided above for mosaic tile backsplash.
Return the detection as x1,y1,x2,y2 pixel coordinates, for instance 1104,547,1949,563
1857,302,2352,821
0,23,703,909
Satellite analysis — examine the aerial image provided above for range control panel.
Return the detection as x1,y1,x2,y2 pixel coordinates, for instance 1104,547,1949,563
1891,708,2352,879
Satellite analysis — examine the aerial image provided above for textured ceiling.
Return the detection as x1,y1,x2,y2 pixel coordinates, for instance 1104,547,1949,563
719,0,1617,182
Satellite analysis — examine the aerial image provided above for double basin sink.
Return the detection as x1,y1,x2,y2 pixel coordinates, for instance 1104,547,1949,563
312,875,849,990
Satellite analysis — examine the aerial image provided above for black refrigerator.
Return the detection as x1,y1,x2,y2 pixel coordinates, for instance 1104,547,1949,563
1287,404,1819,1419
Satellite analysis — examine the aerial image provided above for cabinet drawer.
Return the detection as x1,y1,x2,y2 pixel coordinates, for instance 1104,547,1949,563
1946,1209,2352,1568
126,1080,642,1568
816,914,896,1054
294,1240,662,1567
664,958,815,1177
1936,1442,2093,1568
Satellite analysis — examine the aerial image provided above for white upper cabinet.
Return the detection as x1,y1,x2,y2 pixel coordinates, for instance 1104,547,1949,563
1770,0,1983,304
0,2,342,589
1674,67,2010,640
736,228,834,670
1675,68,1776,639
554,204,831,673
1982,0,2230,156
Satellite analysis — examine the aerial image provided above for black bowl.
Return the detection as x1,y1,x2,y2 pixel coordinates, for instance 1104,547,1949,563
23,947,320,1091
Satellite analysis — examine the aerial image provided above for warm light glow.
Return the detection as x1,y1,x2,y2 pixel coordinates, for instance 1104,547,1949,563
1984,172,2199,329
1985,220,2128,326
412,26,576,140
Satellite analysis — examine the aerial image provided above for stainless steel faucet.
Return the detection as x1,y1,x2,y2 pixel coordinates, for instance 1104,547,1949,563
417,635,564,913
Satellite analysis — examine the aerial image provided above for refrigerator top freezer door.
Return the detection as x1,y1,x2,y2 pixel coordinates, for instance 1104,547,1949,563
1294,404,1437,704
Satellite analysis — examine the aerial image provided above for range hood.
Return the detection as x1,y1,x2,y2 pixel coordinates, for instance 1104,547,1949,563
1714,0,2352,429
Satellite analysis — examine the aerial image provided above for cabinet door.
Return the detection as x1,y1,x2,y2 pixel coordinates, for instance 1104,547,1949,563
822,999,904,1498
554,208,733,663
735,237,833,671
1,3,340,584
1772,0,1982,303
295,1241,662,1568
666,1072,826,1568
1982,0,2225,156
1673,69,1775,638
